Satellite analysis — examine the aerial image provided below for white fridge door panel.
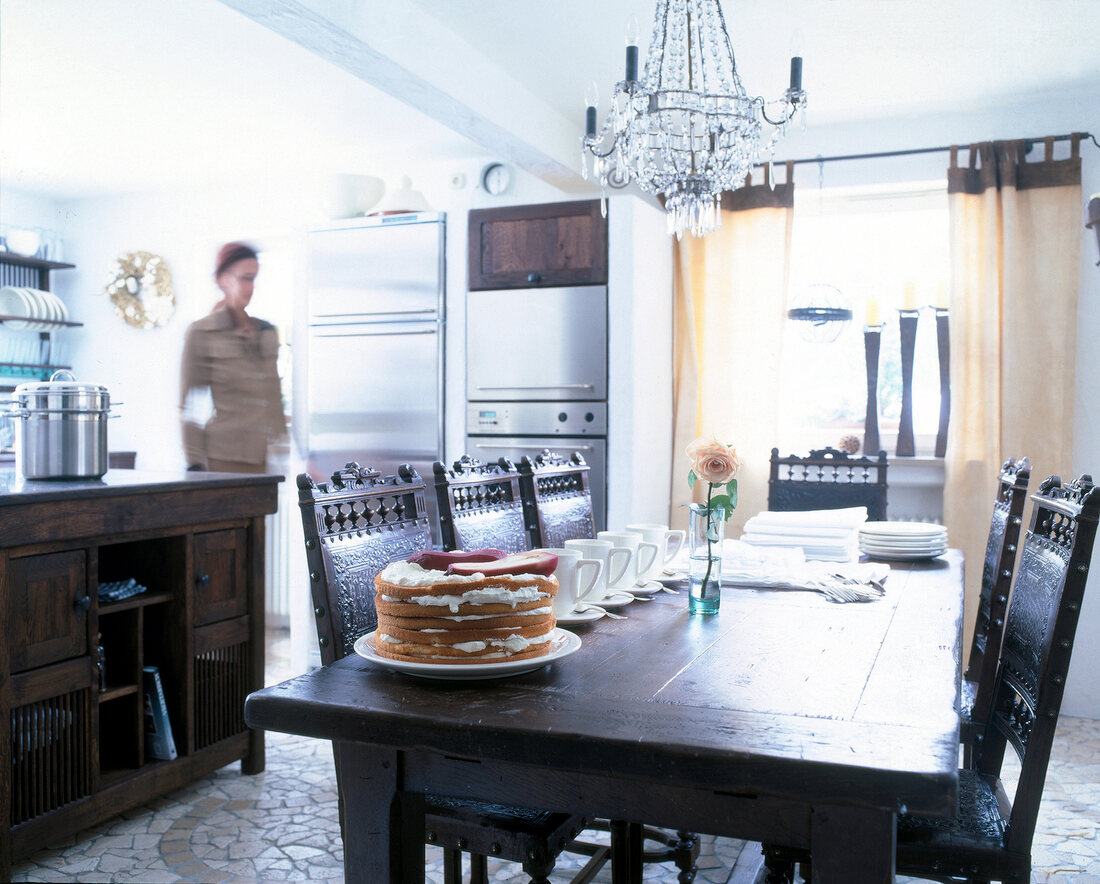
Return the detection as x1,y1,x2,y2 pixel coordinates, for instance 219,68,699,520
308,324,441,459
309,222,442,319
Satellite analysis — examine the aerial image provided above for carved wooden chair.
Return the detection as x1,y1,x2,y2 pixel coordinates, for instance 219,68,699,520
298,462,607,884
960,457,1031,767
433,455,530,554
764,473,1100,884
768,447,889,521
517,449,597,548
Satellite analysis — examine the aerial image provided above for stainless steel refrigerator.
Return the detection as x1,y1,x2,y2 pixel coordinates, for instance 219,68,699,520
305,213,445,484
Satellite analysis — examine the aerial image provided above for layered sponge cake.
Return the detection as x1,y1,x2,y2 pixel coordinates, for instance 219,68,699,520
371,551,560,664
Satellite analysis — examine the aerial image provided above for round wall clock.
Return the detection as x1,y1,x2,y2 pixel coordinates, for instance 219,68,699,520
105,251,176,329
480,162,512,196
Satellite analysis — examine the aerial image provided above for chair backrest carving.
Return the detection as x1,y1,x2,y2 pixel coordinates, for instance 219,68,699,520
518,449,596,548
966,457,1031,714
297,462,432,665
433,455,529,553
768,447,889,521
979,473,1099,852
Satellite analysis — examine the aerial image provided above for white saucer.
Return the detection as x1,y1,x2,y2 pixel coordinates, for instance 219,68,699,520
556,606,605,625
585,589,636,609
354,628,581,680
630,579,667,595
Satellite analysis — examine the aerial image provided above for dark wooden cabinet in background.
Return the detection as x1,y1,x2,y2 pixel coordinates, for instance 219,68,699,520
0,470,279,879
467,199,608,290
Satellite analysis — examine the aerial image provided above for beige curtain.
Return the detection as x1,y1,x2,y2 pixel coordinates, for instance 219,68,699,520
944,135,1082,646
670,164,795,534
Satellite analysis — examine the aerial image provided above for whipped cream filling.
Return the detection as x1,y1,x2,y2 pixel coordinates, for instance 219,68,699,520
382,585,548,613
405,606,553,623
380,560,548,588
379,631,555,655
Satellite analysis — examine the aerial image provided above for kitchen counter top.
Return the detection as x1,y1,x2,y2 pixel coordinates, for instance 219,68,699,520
0,468,282,547
0,467,282,504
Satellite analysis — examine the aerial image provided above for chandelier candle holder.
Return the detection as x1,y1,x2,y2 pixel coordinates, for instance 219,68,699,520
582,0,807,239
863,322,883,457
934,307,950,458
896,308,920,457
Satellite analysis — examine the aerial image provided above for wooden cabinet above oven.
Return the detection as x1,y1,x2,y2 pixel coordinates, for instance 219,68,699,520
468,199,608,290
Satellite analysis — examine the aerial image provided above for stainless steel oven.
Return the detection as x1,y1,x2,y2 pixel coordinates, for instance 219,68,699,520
466,284,608,531
465,402,607,533
466,286,606,402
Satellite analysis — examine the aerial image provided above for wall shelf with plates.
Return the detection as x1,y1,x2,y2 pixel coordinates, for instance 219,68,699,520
0,252,80,387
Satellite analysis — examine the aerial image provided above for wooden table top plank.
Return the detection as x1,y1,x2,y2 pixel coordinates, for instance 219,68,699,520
854,553,963,734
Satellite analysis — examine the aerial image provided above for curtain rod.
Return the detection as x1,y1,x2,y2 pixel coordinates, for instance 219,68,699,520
765,131,1097,168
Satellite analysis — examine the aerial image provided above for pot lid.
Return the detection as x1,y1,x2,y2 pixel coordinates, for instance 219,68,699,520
14,370,109,398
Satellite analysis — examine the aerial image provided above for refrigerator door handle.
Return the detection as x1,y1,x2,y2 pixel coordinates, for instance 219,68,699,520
312,308,438,318
311,329,438,338
475,384,594,392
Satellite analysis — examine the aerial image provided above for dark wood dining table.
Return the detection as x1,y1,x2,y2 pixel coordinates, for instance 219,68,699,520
245,551,964,883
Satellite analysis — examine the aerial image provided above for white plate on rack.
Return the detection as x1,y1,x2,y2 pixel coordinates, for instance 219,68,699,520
556,606,605,626
32,288,60,324
22,288,51,329
354,628,581,680
0,286,33,329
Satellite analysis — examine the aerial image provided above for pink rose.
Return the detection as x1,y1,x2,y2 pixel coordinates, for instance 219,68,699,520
686,436,742,485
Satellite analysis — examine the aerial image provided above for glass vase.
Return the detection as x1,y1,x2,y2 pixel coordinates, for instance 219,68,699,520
688,502,725,615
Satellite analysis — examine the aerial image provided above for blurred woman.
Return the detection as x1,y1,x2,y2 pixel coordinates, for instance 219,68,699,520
179,241,285,473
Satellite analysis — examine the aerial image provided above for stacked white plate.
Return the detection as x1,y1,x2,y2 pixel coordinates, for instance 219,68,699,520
858,521,948,561
0,286,69,330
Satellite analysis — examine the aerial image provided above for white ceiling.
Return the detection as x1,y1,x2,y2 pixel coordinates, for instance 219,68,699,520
2,0,1098,199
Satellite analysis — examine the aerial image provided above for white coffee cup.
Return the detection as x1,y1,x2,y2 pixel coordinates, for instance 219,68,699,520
626,523,687,580
597,531,659,591
564,538,632,601
539,548,603,616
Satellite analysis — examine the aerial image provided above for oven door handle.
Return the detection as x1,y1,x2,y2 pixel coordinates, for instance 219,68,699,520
474,384,594,391
471,442,597,452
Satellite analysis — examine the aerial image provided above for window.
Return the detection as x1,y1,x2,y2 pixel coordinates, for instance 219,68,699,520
777,181,951,458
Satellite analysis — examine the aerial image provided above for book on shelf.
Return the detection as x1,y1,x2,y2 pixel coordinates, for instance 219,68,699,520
143,666,178,761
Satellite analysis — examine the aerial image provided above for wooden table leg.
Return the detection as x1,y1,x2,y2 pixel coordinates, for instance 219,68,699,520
336,742,425,883
810,806,895,883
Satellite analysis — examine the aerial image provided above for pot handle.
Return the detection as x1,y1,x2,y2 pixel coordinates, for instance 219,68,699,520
49,369,76,382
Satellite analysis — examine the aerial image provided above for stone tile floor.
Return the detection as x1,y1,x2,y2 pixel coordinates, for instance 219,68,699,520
11,628,1100,883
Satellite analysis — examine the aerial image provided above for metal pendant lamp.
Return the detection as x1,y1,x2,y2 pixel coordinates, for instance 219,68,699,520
581,0,807,239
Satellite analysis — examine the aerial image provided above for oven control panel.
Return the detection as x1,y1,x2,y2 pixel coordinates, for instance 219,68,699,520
467,401,607,436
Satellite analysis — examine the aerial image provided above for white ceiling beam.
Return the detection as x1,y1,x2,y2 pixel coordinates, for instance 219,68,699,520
217,0,588,192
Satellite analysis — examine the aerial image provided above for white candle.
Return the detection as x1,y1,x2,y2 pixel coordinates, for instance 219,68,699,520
864,298,880,327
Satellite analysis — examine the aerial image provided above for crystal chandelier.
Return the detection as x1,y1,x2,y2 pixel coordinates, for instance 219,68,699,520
581,0,807,239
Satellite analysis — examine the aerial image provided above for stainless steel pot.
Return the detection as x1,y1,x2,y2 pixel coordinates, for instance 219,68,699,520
11,371,112,479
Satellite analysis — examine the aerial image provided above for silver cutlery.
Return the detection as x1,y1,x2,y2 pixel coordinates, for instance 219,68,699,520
575,603,625,619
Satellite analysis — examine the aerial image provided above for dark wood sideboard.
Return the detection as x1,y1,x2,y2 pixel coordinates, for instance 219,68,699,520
0,468,280,879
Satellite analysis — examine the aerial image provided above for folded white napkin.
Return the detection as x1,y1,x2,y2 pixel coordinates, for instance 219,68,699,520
744,507,868,528
665,539,888,603
740,507,866,562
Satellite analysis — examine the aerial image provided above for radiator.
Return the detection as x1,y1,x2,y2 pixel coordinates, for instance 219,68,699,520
264,479,302,627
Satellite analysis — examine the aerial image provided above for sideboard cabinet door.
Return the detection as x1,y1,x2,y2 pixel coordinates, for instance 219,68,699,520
8,550,89,672
193,528,247,626
468,199,608,290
